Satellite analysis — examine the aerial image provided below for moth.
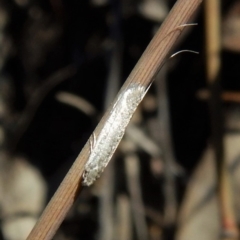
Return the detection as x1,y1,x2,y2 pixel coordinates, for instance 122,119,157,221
82,83,149,186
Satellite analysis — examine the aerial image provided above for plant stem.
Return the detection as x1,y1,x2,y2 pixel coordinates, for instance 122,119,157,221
27,0,202,239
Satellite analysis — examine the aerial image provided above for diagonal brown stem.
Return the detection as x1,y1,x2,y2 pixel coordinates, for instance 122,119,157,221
27,0,202,239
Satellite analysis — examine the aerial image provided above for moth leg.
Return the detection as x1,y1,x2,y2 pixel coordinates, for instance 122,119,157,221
89,132,96,152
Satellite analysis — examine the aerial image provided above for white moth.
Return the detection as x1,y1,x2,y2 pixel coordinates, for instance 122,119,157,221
82,83,149,186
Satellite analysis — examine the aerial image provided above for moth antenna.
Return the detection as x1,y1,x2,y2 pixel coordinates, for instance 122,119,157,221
148,23,198,84
170,50,199,58
177,23,198,29
164,23,198,38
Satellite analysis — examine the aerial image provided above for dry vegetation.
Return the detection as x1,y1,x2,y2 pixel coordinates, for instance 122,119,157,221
0,0,240,240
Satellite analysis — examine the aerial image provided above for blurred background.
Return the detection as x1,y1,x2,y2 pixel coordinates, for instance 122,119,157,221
0,0,240,239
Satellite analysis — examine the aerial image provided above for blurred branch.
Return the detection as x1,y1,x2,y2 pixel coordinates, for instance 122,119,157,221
27,1,202,239
98,162,115,240
197,89,240,103
204,0,221,84
123,141,149,240
155,65,177,227
115,195,132,240
204,0,238,238
126,124,162,158
56,91,97,116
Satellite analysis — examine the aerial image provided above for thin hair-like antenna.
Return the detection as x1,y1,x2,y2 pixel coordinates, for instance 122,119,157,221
164,23,198,39
150,22,198,74
150,49,199,83
177,23,198,28
170,50,199,58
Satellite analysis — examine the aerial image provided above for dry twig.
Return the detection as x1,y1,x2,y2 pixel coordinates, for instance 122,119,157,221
123,140,149,240
115,195,132,240
155,65,177,227
204,0,238,238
